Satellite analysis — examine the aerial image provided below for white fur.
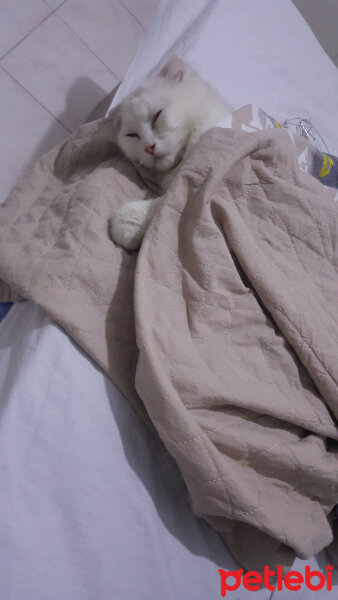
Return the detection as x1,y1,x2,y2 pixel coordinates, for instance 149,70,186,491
110,56,232,250
110,198,161,251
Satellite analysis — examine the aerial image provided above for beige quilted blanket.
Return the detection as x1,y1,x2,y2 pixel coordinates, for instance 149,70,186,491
0,113,337,571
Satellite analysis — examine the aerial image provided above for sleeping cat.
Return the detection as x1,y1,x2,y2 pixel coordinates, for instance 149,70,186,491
110,56,232,250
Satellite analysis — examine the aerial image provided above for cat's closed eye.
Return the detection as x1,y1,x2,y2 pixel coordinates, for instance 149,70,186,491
126,133,140,138
152,110,162,128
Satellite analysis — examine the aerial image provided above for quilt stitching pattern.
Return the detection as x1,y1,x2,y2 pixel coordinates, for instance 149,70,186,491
0,109,337,570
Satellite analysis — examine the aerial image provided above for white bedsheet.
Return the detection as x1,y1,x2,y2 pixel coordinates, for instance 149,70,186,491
0,302,269,600
1,303,336,600
1,1,338,598
109,0,338,155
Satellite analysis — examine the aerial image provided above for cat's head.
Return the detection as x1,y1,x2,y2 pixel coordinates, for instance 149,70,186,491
111,57,197,174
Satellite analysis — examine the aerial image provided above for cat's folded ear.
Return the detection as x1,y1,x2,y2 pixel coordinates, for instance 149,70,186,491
108,104,122,140
159,55,187,83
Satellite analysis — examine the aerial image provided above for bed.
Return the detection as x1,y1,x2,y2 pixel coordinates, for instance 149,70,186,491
0,1,337,598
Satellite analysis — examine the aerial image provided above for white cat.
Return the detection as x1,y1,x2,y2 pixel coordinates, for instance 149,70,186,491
110,56,232,250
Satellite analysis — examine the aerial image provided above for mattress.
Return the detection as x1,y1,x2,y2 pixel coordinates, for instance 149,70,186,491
1,1,338,598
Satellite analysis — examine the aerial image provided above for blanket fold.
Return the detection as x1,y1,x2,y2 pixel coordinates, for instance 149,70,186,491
0,109,337,571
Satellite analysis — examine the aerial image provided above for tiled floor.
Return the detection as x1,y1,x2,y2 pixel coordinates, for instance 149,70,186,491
0,0,159,203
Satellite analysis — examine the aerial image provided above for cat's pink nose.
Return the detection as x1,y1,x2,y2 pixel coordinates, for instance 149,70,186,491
144,143,155,155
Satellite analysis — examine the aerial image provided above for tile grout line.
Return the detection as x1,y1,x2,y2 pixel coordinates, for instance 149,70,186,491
1,0,121,130
0,0,147,132
53,10,121,81
119,0,147,31
0,63,72,133
0,0,120,83
0,0,68,61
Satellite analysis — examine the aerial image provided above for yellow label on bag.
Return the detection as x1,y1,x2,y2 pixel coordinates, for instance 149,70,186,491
320,154,333,178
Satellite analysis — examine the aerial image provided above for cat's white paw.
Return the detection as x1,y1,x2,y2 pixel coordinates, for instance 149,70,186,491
110,200,153,251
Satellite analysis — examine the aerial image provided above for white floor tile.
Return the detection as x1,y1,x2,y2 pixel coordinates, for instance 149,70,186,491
0,0,51,58
2,14,118,131
44,0,67,8
121,0,160,28
57,0,145,79
0,68,68,203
